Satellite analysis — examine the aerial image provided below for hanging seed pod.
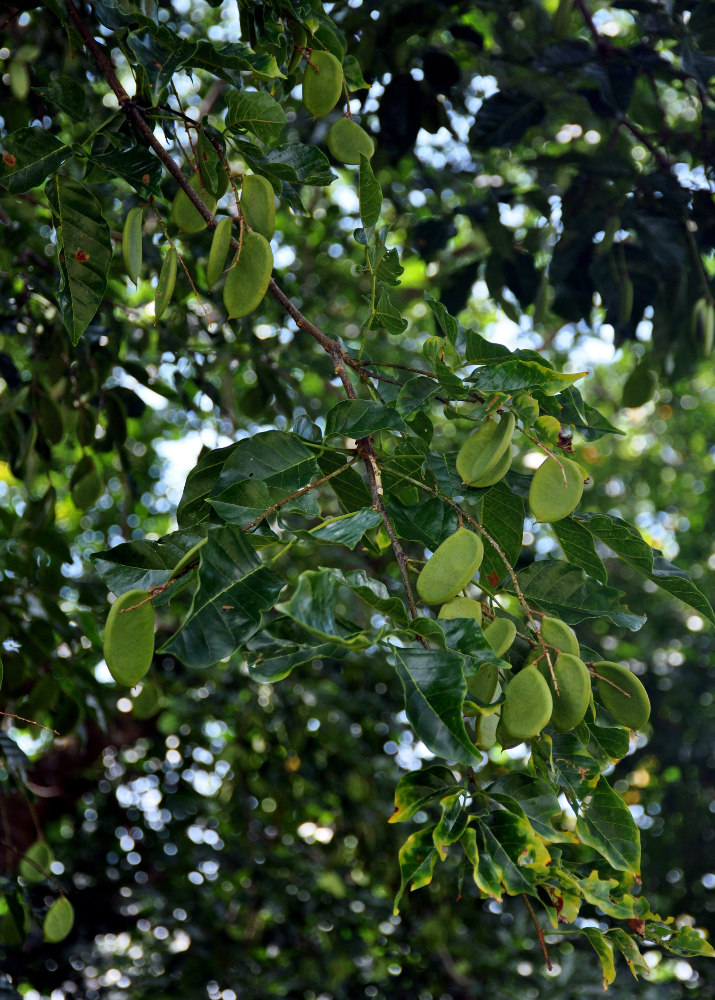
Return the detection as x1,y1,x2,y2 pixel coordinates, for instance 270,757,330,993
207,217,232,289
104,589,155,686
122,206,143,285
416,527,484,605
223,230,273,319
302,49,343,117
155,246,177,321
241,174,276,239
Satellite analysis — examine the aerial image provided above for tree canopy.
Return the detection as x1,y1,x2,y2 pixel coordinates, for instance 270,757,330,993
1,1,715,997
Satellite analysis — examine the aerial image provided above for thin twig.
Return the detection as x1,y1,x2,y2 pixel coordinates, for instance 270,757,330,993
522,893,553,971
242,458,358,531
65,0,421,624
0,712,59,735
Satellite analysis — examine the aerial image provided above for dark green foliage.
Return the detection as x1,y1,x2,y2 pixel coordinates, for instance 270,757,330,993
1,1,714,997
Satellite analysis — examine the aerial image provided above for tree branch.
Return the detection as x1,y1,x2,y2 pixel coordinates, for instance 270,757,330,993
66,0,420,619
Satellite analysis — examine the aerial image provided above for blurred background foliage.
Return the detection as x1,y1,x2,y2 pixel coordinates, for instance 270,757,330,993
0,0,714,997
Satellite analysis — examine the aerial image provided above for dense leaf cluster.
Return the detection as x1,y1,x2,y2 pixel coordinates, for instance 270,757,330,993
1,1,714,997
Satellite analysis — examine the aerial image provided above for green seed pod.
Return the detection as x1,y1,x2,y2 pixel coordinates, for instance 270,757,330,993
513,393,539,426
327,117,375,164
104,589,155,687
132,680,162,720
241,174,276,239
197,130,228,200
438,596,482,624
43,897,74,944
288,22,308,73
540,615,580,656
502,666,553,740
483,617,517,658
474,712,499,750
495,715,524,750
622,363,657,408
416,527,484,605
169,538,207,580
534,414,561,445
122,206,143,285
223,230,274,319
466,663,499,706
155,246,177,322
537,652,591,731
469,441,512,488
594,660,650,730
171,172,217,233
19,840,54,883
302,49,343,117
207,217,232,289
529,456,584,523
456,413,515,487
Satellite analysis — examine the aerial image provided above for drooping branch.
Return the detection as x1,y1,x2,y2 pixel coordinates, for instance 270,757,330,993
65,0,421,620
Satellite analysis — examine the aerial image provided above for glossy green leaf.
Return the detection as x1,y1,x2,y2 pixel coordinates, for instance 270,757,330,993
126,27,198,101
358,153,381,228
464,329,513,364
606,928,650,978
325,399,406,438
45,175,112,344
514,561,646,631
425,296,459,345
393,827,439,914
478,815,544,895
543,732,600,799
240,140,335,186
92,531,206,595
582,926,616,991
470,91,545,149
551,516,608,584
209,431,321,526
392,646,480,766
559,387,625,441
487,773,574,844
308,509,382,549
91,146,163,198
34,75,90,119
162,524,285,667
335,569,411,626
317,450,372,512
226,90,288,144
42,897,75,944
460,828,504,900
647,923,715,958
467,359,586,396
575,512,715,626
193,39,283,80
395,376,440,418
19,840,54,883
479,481,524,588
389,764,462,824
576,775,641,875
0,127,72,193
248,640,347,683
383,494,458,550
176,442,241,527
283,570,366,646
370,291,408,335
433,792,469,859
575,871,637,920
575,720,630,764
